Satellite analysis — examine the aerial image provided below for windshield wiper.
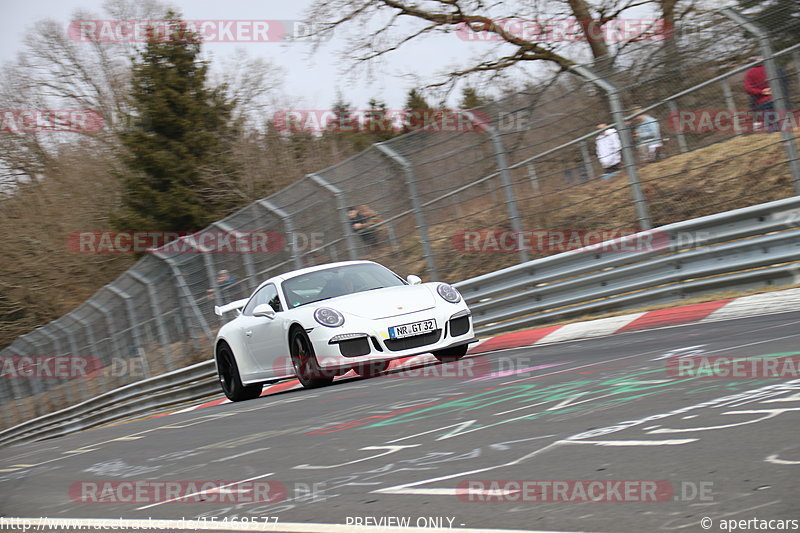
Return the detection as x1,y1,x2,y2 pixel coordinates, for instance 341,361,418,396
297,296,333,307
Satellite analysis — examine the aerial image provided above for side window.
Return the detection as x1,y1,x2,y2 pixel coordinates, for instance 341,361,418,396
268,288,282,312
243,284,280,315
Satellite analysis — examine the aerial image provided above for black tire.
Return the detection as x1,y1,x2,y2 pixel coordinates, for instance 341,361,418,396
432,343,469,363
217,343,263,402
290,328,334,388
354,360,390,377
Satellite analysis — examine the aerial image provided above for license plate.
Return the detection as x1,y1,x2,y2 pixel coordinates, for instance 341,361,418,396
388,319,436,339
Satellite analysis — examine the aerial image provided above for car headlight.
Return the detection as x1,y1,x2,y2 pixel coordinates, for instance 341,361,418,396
436,283,461,303
314,307,344,327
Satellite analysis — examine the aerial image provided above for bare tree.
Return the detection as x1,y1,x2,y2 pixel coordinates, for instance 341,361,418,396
305,0,698,95
0,0,290,349
211,49,286,130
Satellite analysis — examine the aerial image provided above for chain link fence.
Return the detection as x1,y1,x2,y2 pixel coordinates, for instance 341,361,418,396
1,8,799,430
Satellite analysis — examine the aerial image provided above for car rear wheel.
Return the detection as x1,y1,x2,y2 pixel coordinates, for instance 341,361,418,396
432,343,469,363
291,328,334,388
217,344,263,401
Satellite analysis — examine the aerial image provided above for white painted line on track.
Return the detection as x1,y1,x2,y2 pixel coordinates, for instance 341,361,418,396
211,447,270,462
135,472,273,510
373,442,561,496
557,439,699,446
293,445,420,469
0,518,602,533
765,454,800,465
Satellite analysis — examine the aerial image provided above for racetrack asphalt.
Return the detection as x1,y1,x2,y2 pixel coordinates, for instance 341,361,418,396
1,311,799,532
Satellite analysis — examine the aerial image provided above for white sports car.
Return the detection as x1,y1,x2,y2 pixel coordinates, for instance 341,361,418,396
213,260,477,401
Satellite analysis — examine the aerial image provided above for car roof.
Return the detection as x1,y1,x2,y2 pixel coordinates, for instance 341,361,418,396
254,260,379,291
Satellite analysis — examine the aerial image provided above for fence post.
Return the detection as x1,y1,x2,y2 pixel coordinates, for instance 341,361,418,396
385,222,399,249
720,8,800,194
53,319,90,401
126,270,175,369
375,142,440,280
464,111,530,263
258,199,303,270
308,173,359,261
721,79,744,135
571,64,653,231
38,327,64,357
7,344,31,423
105,285,150,379
32,330,60,410
794,50,800,89
579,141,595,181
183,241,226,324
526,162,540,193
38,327,74,406
68,313,108,394
213,222,258,293
16,336,45,416
667,101,689,153
86,301,123,379
0,352,14,427
151,252,214,347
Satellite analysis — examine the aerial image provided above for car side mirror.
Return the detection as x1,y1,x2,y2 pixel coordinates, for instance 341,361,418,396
406,275,422,285
252,303,276,319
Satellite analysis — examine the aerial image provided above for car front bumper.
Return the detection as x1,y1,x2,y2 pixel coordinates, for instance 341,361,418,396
307,307,476,369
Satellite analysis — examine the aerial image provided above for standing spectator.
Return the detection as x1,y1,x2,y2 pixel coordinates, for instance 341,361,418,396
347,205,379,247
633,107,663,163
744,56,790,133
207,269,238,304
595,123,622,179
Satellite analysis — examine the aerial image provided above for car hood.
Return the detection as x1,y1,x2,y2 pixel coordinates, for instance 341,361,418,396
326,285,437,319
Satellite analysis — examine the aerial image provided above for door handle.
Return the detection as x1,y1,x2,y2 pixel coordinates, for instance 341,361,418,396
245,330,253,337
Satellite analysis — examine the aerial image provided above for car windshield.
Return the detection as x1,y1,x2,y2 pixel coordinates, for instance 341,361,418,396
282,263,406,309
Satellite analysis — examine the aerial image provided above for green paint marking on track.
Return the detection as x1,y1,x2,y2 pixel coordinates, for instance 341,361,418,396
362,352,800,436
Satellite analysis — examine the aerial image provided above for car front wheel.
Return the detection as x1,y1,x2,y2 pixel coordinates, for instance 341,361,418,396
291,328,334,388
217,343,263,402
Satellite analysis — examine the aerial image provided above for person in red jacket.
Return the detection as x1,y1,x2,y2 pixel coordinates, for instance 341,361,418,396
743,56,790,133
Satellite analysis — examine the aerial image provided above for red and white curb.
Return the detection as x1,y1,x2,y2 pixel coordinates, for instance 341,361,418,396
470,287,800,354
155,287,800,417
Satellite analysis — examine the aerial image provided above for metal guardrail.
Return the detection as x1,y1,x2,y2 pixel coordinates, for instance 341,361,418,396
455,196,800,334
1,196,799,447
0,361,217,448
